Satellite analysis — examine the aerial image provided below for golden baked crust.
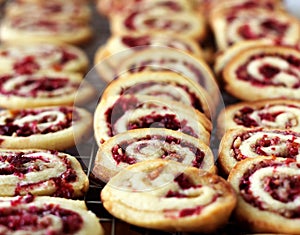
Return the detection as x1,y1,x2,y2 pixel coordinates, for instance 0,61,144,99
0,195,104,235
94,94,212,145
223,45,300,101
0,106,92,150
101,160,236,232
217,99,300,137
0,149,89,198
93,128,216,182
228,156,300,234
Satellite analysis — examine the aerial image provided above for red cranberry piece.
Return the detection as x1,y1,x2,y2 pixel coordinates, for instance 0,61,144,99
13,56,40,75
121,35,150,47
259,64,280,78
174,173,195,190
261,19,288,34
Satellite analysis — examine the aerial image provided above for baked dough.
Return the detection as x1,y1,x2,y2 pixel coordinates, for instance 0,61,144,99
214,39,274,77
0,195,104,235
0,16,92,45
0,42,89,73
217,99,300,136
228,156,300,234
101,160,236,232
0,149,89,198
94,33,203,78
210,7,300,50
94,94,212,144
93,128,216,182
101,71,213,118
5,0,91,22
223,45,300,101
0,106,92,150
97,0,193,17
110,7,206,41
98,47,220,107
218,128,300,175
0,71,95,108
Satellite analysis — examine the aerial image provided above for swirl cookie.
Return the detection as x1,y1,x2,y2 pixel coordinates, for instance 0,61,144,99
100,47,220,107
228,156,300,234
94,95,212,144
93,128,215,182
101,72,213,118
110,7,206,41
0,71,95,108
101,160,236,232
223,45,300,101
0,106,92,150
5,0,91,22
97,0,193,17
214,39,274,77
0,16,92,45
94,33,203,74
0,149,88,198
210,7,300,50
0,195,104,235
217,99,300,136
218,128,300,175
0,42,89,74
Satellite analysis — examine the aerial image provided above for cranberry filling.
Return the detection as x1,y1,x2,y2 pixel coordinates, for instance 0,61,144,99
174,173,196,189
0,153,47,176
105,96,198,138
0,107,77,137
13,154,77,198
236,53,300,87
233,106,259,127
143,18,189,31
122,35,151,47
239,159,300,218
259,64,280,78
261,19,288,35
0,203,83,233
233,105,299,128
231,130,300,160
0,75,76,97
111,135,205,166
127,114,197,137
124,12,139,30
119,81,204,113
111,145,137,165
13,56,40,75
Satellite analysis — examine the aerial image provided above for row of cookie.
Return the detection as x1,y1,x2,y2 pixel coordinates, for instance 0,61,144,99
91,76,238,232
0,2,104,233
0,0,92,45
0,107,104,233
216,98,300,233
